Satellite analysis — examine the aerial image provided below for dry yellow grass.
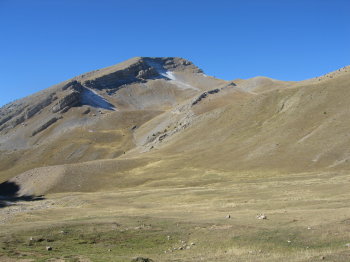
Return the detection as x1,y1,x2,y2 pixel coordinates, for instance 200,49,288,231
1,169,350,261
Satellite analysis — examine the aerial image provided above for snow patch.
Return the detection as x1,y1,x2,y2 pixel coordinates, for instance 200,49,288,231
81,88,116,111
145,60,199,90
161,71,198,90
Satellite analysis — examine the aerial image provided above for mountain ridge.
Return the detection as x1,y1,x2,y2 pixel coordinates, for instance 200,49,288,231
0,57,350,196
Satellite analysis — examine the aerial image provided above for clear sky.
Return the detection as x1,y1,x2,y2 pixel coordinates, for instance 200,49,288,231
0,0,349,106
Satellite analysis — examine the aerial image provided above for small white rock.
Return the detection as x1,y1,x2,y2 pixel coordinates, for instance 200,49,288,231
257,214,267,220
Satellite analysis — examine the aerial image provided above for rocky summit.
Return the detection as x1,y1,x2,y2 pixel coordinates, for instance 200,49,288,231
1,58,350,262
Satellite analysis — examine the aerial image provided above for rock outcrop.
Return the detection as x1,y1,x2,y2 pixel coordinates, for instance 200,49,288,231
82,57,202,92
136,67,158,79
61,80,80,91
52,81,84,113
192,88,220,106
26,95,57,118
83,59,156,91
0,93,57,132
52,91,81,113
32,116,61,136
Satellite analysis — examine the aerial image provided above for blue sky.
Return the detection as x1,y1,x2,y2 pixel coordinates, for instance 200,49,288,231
0,0,349,106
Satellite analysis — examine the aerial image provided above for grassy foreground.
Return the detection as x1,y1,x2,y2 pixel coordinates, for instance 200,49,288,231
1,169,350,261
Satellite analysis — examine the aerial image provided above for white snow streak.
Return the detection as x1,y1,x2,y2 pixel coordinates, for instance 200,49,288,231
81,88,116,111
146,60,199,90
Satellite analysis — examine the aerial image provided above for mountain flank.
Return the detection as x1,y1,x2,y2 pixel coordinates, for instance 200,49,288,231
0,58,349,196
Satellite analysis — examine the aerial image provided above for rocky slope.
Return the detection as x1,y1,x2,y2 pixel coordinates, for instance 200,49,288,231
0,58,349,196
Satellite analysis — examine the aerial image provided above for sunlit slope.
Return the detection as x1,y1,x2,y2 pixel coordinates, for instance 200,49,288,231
144,70,350,173
0,57,225,180
0,110,160,181
1,61,350,195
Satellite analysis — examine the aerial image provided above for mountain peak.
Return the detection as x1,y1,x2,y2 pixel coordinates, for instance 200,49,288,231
75,56,203,83
0,57,215,147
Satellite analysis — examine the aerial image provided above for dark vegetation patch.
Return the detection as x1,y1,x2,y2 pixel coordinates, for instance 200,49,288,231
0,181,44,208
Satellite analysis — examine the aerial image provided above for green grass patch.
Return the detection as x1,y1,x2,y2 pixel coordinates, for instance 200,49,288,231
0,221,184,262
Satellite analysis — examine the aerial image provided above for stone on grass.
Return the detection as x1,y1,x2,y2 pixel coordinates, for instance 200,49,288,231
256,214,267,220
131,257,154,262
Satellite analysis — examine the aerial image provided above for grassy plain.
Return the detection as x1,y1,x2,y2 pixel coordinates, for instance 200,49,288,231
1,168,350,261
